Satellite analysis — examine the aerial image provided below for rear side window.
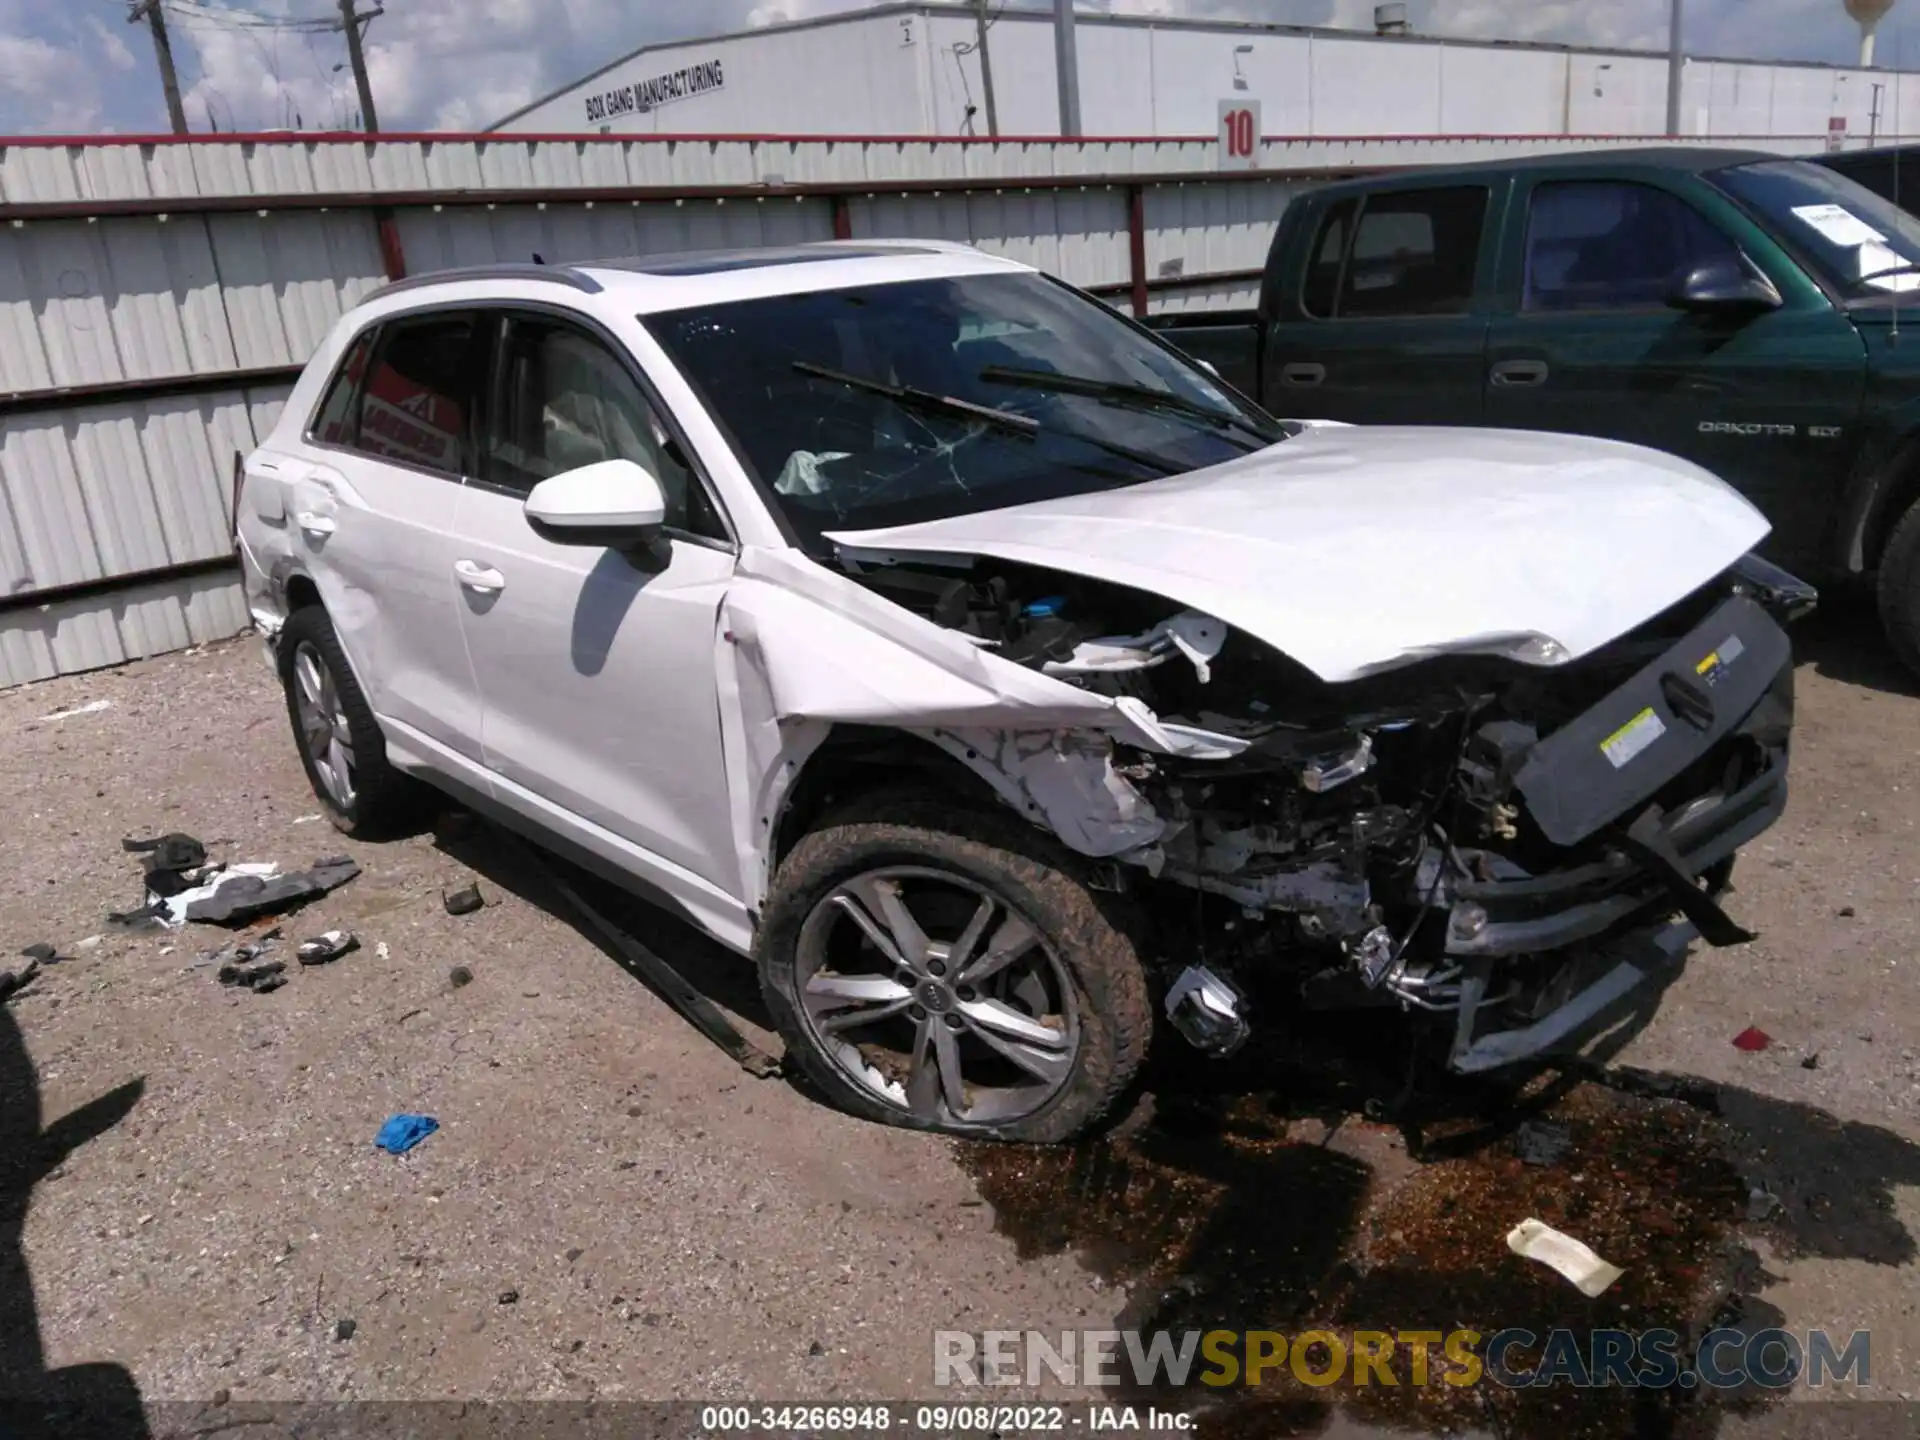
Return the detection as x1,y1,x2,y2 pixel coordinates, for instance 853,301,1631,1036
1523,180,1743,312
353,312,485,477
1306,186,1488,320
309,329,375,446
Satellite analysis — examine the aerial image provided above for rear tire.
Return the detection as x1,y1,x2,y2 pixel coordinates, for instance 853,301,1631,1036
1877,496,1920,680
277,605,424,838
757,796,1152,1144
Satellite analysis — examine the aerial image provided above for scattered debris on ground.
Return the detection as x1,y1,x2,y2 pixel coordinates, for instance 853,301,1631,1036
448,965,473,989
375,1113,439,1155
186,856,360,926
296,929,358,966
1511,1119,1572,1167
1506,1217,1625,1296
497,1289,519,1306
1732,1025,1773,1052
40,698,112,721
19,941,57,964
334,1318,357,1342
443,884,485,916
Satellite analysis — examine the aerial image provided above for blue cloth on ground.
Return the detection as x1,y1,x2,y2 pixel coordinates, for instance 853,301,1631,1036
375,1113,438,1154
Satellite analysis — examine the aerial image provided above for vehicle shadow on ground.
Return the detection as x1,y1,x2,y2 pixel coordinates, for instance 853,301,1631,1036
0,1006,149,1439
956,1001,1920,1440
428,812,778,1046
1791,589,1920,698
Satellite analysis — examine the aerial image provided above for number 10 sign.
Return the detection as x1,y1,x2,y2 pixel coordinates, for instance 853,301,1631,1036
1217,100,1261,170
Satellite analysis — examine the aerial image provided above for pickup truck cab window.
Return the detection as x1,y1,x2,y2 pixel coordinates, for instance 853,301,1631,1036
1710,158,1920,301
1309,186,1489,320
645,271,1281,546
1523,180,1745,313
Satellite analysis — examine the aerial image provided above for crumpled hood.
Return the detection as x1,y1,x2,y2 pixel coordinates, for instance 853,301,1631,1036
826,425,1771,683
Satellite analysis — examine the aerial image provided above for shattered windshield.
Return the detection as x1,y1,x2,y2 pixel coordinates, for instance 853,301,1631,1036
642,272,1283,545
1710,158,1920,300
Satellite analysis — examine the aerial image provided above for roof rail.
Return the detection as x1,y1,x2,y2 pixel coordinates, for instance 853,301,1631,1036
364,261,603,302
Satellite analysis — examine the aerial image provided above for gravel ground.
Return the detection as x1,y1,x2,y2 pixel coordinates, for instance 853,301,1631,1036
0,603,1915,1439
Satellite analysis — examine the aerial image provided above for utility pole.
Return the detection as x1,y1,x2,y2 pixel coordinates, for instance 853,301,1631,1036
338,0,381,133
1664,0,1685,137
1053,0,1082,137
128,0,189,135
973,0,999,138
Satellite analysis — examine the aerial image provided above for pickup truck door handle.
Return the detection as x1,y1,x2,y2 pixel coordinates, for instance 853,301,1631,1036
1280,362,1326,388
453,560,506,595
294,511,337,537
1491,359,1550,388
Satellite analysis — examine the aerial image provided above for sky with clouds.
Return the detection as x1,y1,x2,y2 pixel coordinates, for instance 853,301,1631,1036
2,0,1915,136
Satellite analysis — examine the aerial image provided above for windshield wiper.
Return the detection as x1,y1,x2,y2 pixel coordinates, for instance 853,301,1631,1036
793,359,1183,478
792,361,1039,439
979,364,1279,446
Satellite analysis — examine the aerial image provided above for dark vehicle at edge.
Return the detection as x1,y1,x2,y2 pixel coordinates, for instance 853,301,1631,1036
1148,147,1920,675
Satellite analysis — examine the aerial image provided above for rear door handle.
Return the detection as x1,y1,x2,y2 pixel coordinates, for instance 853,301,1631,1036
294,511,336,537
1280,362,1326,388
453,560,506,594
1491,359,1550,388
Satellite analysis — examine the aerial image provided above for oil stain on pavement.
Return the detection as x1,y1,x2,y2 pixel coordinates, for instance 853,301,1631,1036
959,1045,1920,1440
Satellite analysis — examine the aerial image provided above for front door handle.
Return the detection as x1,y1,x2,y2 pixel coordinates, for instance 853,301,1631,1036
294,511,336,537
1280,362,1326,388
453,560,506,595
1491,359,1550,388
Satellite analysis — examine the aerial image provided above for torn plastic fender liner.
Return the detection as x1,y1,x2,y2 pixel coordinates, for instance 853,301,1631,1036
919,728,1166,858
716,547,1226,899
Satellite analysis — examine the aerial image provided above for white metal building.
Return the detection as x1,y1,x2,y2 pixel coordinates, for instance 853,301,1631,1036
491,1,1920,143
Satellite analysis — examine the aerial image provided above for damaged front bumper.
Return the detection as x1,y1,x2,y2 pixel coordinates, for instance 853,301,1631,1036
1434,594,1794,1073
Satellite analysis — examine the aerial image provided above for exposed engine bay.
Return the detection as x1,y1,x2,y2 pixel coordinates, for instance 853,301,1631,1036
836,548,1814,1074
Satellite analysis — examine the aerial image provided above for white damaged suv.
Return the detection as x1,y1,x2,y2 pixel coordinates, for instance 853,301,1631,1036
237,241,1808,1141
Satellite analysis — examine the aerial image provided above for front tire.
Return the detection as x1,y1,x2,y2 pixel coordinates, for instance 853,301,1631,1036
277,605,422,837
1877,495,1920,679
756,797,1152,1143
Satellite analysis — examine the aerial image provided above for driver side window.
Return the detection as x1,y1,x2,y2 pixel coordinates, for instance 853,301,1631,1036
1523,180,1745,313
482,313,728,541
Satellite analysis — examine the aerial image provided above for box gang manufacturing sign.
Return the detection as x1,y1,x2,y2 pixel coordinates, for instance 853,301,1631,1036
585,58,726,124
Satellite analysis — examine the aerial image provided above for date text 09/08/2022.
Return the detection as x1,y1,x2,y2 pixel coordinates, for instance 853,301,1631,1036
696,1404,1190,1432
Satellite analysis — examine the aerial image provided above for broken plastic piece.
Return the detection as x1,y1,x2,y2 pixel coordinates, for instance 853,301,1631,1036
1299,734,1374,793
19,942,56,964
375,1113,439,1155
218,957,285,990
122,831,211,899
1506,1218,1623,1297
443,884,485,916
1513,1120,1573,1167
1732,1025,1772,1052
297,930,358,966
42,698,112,721
1164,965,1250,1057
1041,609,1228,685
184,857,360,927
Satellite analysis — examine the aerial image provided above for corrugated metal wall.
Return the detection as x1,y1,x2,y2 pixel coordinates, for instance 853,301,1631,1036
0,128,1850,688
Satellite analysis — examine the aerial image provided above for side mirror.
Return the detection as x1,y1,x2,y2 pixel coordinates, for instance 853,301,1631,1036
524,458,667,549
1668,255,1783,316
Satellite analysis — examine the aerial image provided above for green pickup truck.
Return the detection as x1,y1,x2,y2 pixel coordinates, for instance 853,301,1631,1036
1150,147,1920,672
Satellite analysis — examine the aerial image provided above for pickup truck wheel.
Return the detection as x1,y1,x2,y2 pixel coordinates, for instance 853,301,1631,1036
1877,497,1920,679
757,798,1151,1143
277,606,422,838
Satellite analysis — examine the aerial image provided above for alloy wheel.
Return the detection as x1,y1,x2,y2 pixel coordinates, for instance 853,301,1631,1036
793,866,1080,1128
291,640,356,812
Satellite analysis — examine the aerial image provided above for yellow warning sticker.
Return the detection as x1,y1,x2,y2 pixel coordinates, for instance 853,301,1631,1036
1600,706,1666,770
